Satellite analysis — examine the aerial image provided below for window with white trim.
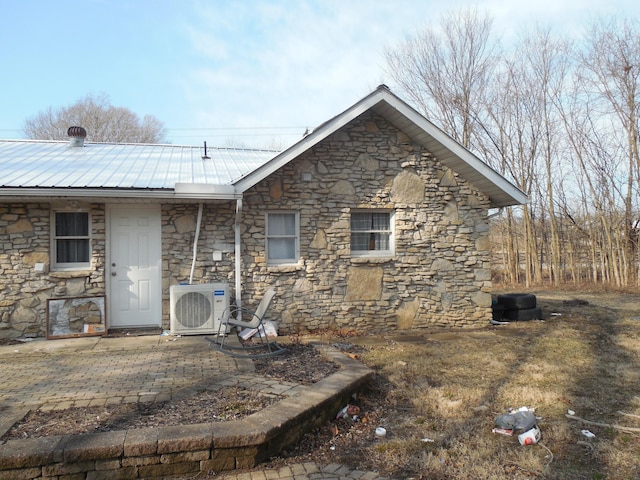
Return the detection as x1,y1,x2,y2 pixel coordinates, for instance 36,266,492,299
350,210,394,257
266,212,299,264
52,211,91,270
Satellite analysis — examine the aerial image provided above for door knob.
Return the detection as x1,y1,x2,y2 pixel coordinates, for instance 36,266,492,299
112,272,116,276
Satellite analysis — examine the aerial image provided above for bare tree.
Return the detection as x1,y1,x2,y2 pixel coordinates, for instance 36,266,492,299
385,9,640,288
525,28,571,286
385,7,498,148
22,93,168,144
576,18,640,285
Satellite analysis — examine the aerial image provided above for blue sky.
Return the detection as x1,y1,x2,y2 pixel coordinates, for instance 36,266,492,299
1,0,638,147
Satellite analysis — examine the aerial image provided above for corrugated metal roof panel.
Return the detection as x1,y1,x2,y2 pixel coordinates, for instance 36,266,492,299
0,140,278,189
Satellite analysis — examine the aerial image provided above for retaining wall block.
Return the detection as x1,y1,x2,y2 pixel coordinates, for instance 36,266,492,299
201,455,235,472
160,450,210,464
63,431,126,462
211,421,266,448
235,454,260,470
156,423,214,454
121,455,160,468
94,459,121,471
0,436,61,469
137,461,200,478
86,466,137,480
123,427,158,457
42,460,95,477
0,467,43,480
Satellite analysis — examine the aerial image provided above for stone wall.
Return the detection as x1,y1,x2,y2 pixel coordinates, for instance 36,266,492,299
0,203,105,339
240,112,492,333
0,201,239,339
161,203,237,327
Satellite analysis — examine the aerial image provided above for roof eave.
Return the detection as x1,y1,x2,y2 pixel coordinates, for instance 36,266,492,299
0,186,241,202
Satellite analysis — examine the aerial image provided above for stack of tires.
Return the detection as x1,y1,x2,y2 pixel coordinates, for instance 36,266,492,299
494,293,542,322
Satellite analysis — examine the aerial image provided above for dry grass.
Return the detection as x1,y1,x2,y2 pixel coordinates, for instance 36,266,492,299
342,289,640,479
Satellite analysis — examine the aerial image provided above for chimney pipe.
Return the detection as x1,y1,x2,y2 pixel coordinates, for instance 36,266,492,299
67,126,87,147
202,141,210,160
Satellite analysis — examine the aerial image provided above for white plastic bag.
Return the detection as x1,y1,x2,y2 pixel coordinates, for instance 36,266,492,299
259,320,278,338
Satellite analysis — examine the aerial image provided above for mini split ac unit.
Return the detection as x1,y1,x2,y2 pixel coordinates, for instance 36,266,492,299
170,283,229,335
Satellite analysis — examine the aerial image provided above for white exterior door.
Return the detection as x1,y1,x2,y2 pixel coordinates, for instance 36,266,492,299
108,205,162,328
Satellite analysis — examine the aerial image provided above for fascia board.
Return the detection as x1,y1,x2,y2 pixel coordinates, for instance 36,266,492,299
174,183,238,198
0,187,240,201
385,97,528,206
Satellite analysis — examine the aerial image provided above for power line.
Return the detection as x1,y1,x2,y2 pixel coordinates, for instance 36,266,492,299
166,126,307,131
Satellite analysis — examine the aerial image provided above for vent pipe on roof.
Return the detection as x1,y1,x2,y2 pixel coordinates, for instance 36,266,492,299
67,126,87,147
202,141,210,160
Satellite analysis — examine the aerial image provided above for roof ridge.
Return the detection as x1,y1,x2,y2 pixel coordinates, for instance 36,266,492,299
0,138,283,153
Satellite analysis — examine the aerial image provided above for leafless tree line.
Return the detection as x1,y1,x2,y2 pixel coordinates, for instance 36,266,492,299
386,9,640,287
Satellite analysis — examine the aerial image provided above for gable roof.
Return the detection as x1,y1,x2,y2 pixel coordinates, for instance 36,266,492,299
235,85,526,208
0,86,526,207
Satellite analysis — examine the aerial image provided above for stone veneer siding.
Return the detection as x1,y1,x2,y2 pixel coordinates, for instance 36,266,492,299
0,203,105,339
0,111,493,339
240,112,492,332
161,203,237,328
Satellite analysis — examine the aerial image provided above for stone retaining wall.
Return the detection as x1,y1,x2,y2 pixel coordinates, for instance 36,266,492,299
0,346,372,480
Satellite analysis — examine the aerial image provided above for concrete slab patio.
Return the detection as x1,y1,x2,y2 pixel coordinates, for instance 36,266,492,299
0,334,389,480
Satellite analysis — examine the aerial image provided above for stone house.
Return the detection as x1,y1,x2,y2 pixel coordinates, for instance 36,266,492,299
0,86,526,340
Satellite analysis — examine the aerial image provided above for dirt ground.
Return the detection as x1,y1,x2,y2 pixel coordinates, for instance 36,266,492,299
270,288,640,479
3,288,640,479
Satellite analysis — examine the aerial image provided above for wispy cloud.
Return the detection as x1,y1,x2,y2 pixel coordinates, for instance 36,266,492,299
176,1,423,144
2,0,638,146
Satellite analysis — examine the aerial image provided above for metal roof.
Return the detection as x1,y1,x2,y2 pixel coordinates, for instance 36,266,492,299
0,140,276,190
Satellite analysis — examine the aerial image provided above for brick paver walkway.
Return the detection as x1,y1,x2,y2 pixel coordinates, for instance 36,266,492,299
215,462,391,479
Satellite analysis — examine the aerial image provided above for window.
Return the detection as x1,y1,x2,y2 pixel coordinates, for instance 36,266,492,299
52,211,91,270
266,212,299,264
351,211,394,256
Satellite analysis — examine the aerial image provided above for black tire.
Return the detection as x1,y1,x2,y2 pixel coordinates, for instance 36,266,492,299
497,293,537,310
492,304,505,321
503,307,542,321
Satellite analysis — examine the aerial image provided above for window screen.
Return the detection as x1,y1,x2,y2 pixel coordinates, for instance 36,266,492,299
54,212,90,266
351,211,392,253
266,212,298,262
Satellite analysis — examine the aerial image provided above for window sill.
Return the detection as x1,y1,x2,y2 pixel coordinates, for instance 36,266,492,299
266,263,305,273
49,270,91,279
350,256,395,264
